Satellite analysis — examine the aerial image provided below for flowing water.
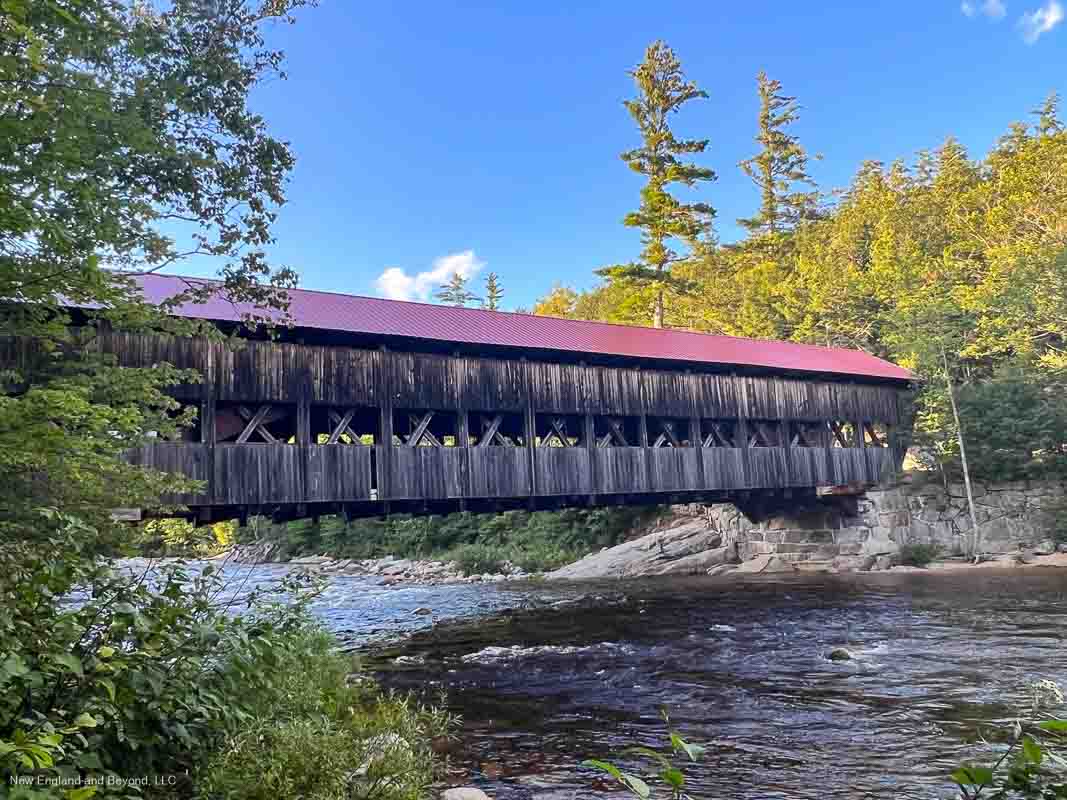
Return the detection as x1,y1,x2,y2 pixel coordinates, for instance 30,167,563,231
161,561,1067,799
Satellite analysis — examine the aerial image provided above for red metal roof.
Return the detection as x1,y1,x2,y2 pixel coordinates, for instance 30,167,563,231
119,273,912,382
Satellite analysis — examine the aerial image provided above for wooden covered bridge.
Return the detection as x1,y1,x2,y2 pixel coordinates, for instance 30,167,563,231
98,275,911,521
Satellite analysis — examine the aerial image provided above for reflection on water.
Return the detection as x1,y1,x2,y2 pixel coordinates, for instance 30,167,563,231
146,561,1067,798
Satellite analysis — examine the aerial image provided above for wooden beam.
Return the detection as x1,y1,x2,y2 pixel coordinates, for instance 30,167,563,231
236,404,277,443
406,411,436,447
477,414,503,447
327,409,357,444
605,417,629,446
456,409,470,448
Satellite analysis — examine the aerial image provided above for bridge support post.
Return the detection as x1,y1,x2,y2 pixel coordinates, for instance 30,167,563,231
521,357,537,508
584,412,597,503
379,345,393,515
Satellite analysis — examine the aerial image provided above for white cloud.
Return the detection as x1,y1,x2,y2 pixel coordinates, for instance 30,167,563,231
374,250,486,301
1019,0,1064,41
963,0,1008,17
984,0,1008,17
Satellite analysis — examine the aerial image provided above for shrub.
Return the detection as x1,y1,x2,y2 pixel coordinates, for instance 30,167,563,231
0,512,450,798
198,630,452,800
899,542,941,567
450,543,505,576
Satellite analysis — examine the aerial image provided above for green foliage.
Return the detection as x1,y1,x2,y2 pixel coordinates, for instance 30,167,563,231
0,517,449,799
449,543,505,576
596,40,716,328
239,506,660,573
483,272,504,311
899,542,941,567
583,712,705,800
135,519,235,558
435,272,480,307
198,631,452,800
1,0,307,547
949,681,1067,799
538,75,1067,481
737,71,819,235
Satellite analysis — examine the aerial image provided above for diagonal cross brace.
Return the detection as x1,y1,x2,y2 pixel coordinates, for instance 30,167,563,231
236,404,279,443
327,409,360,444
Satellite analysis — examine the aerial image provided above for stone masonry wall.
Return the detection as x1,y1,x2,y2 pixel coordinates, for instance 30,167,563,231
706,477,1066,570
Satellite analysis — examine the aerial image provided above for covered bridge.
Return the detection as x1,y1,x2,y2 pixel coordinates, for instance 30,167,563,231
96,274,912,521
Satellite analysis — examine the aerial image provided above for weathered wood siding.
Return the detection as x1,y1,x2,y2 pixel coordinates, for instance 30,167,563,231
213,445,304,505
647,449,701,492
389,448,467,499
595,448,649,494
701,449,748,490
89,333,902,424
535,449,591,495
468,448,531,497
306,446,374,502
0,331,910,507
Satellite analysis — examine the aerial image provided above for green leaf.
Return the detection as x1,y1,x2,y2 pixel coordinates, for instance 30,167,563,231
620,773,651,799
583,759,623,781
97,646,115,659
66,787,98,800
670,732,706,762
951,766,995,786
1038,719,1067,732
96,677,116,702
1022,737,1043,765
52,652,84,677
72,712,98,729
662,767,685,789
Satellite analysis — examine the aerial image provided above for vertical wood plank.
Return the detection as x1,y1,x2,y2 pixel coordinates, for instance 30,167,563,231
521,357,537,503
379,345,393,506
584,412,597,499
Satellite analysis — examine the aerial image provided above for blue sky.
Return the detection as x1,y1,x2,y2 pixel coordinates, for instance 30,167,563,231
184,0,1066,309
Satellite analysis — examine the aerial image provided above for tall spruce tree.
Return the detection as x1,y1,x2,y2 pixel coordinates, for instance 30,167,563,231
596,41,716,328
484,272,503,310
435,272,480,307
737,72,818,235
1034,91,1064,137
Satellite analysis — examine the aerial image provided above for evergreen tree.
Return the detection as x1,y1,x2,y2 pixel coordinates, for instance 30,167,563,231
1034,91,1064,137
484,272,503,310
596,41,716,328
435,272,480,307
737,71,818,235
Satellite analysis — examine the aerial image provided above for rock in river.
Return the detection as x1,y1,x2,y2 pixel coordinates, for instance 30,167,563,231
548,519,733,579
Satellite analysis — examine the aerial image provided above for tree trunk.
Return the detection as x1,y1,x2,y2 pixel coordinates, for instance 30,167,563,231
942,346,981,558
653,288,664,328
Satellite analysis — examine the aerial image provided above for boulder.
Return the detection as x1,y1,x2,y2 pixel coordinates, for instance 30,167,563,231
827,648,854,661
1034,540,1057,556
441,789,492,800
549,519,732,580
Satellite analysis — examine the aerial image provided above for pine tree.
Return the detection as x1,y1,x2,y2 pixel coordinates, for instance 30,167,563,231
1033,91,1064,137
434,272,480,307
737,71,818,235
483,272,503,310
596,41,716,329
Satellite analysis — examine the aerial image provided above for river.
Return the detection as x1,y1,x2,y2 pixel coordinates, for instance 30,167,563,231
175,561,1067,799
